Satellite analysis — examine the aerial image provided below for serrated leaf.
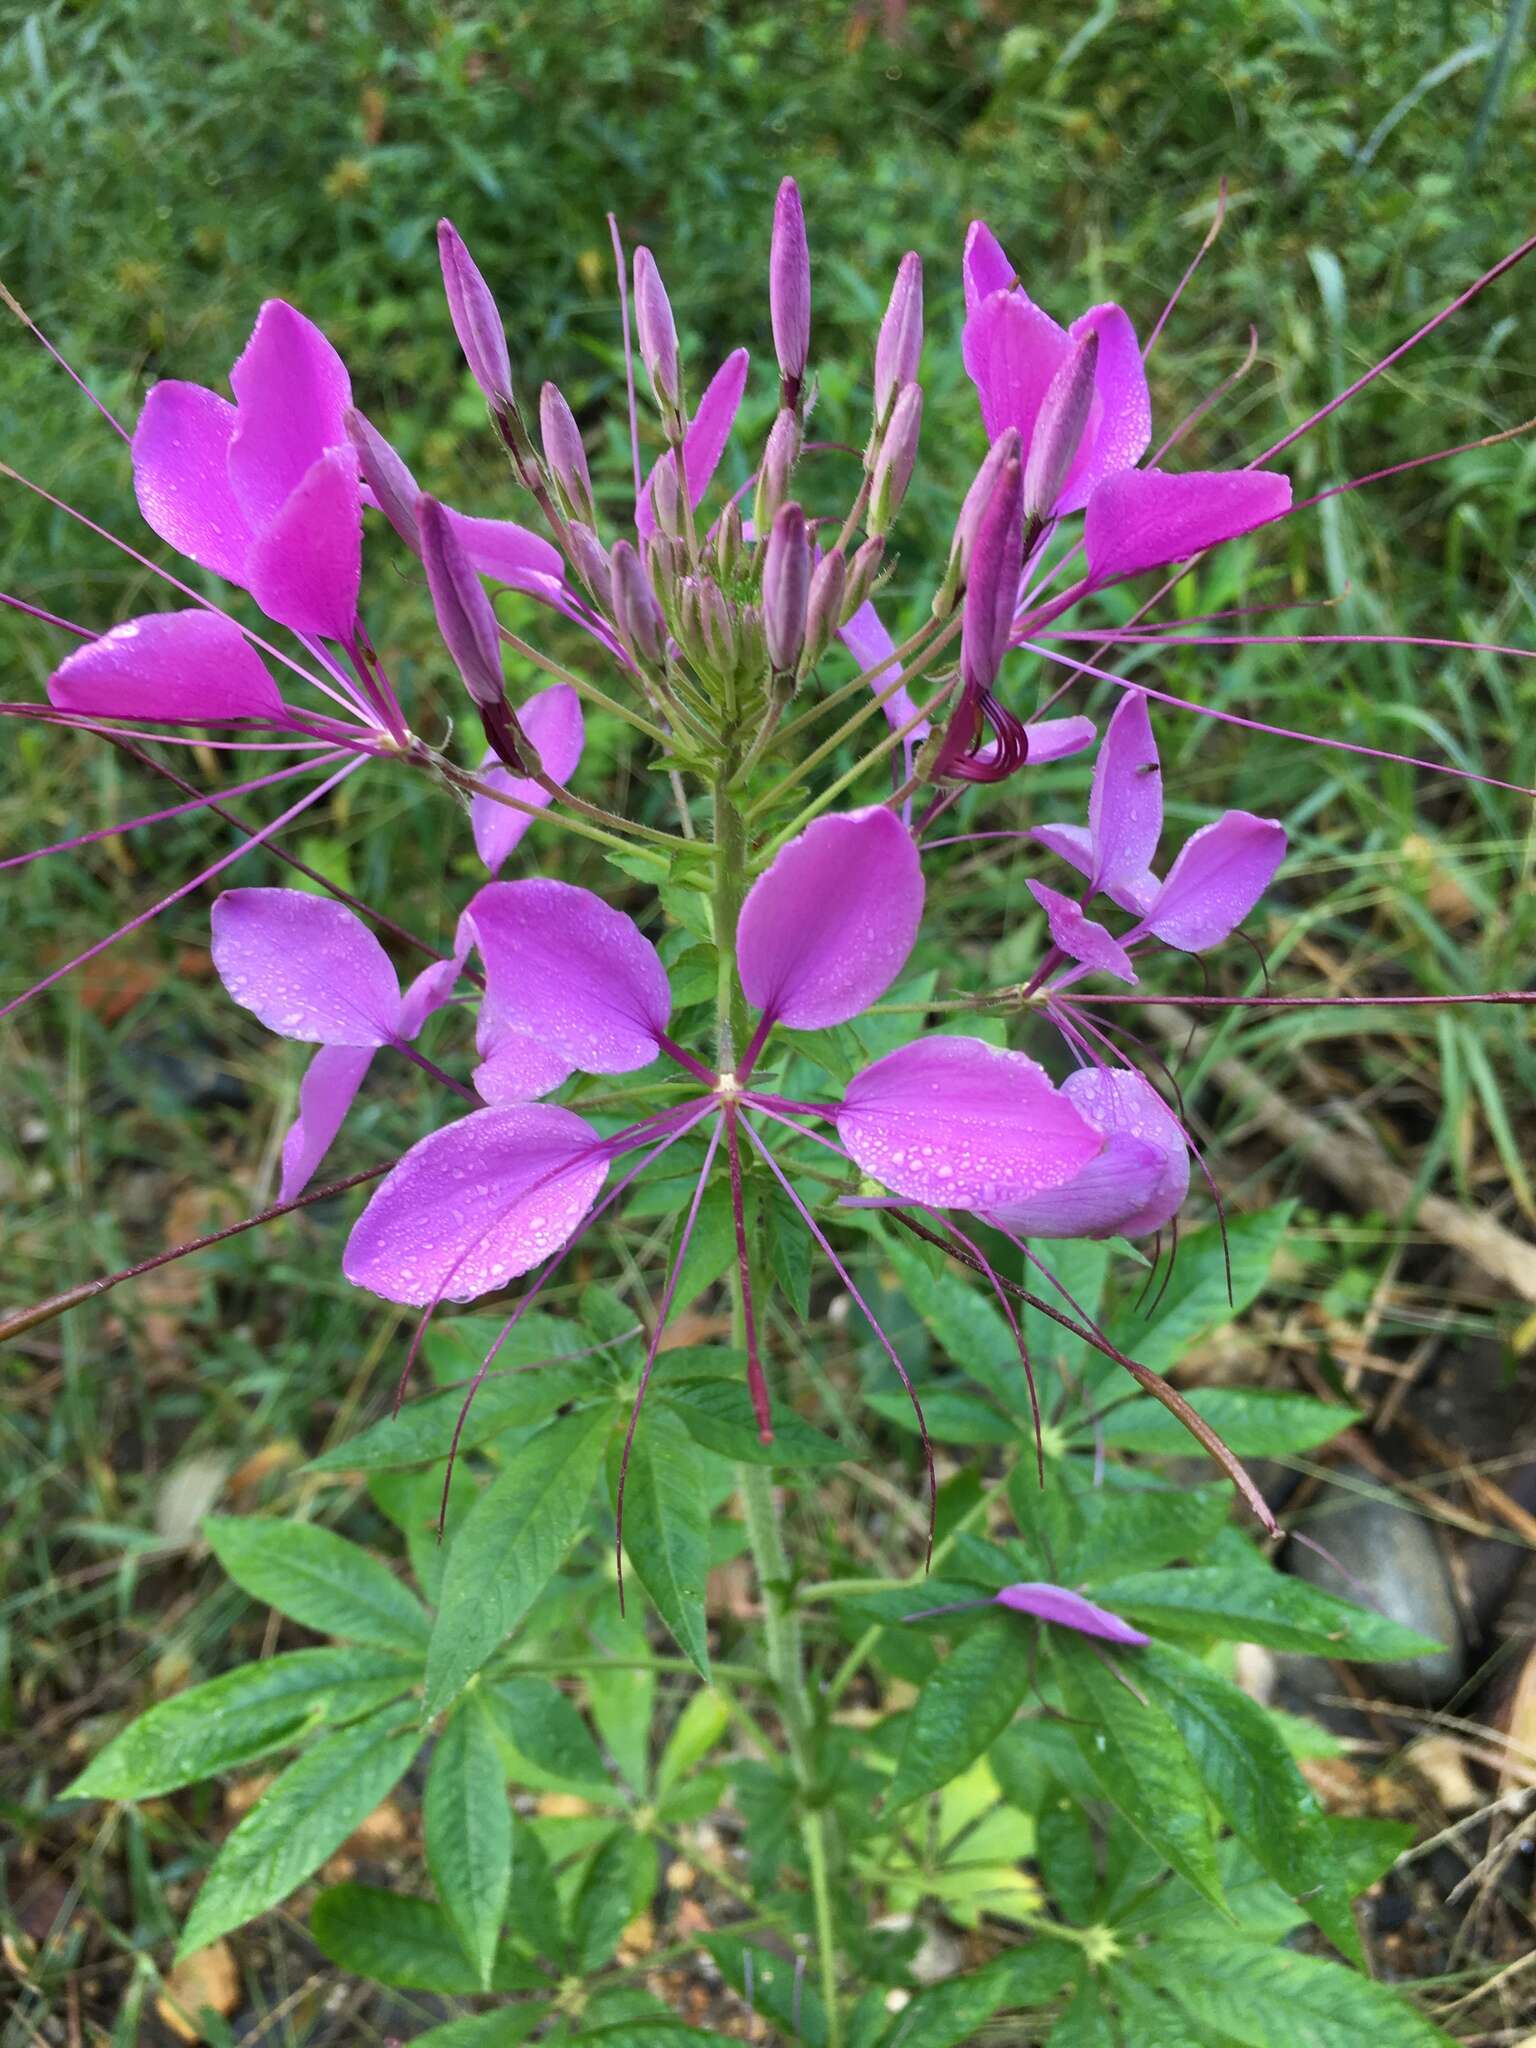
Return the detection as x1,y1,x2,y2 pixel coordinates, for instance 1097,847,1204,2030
764,1183,812,1316
1090,1389,1357,1459
888,1619,1036,1807
1050,1632,1224,1911
506,1811,569,1966
309,1362,592,1472
876,1947,1076,2048
609,1406,712,1677
866,1385,1019,1444
1047,1974,1116,2046
1037,1787,1099,1925
661,1378,844,1465
178,1712,419,1956
882,1234,1027,1411
572,1828,654,1971
203,1516,431,1654
1086,1565,1442,1660
656,1688,730,1793
66,1649,417,1801
1148,1938,1457,2046
1069,1482,1231,1585
410,2012,546,2048
309,1882,546,1993
426,1693,513,1988
1104,1207,1292,1380
484,1677,613,1799
427,1406,612,1713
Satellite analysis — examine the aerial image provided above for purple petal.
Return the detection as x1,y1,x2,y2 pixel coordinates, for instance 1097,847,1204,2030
279,1044,375,1202
962,288,1070,451
462,878,671,1074
245,444,362,642
1084,467,1293,584
211,888,401,1045
447,510,565,586
1056,305,1152,515
1027,880,1137,985
1138,811,1287,951
227,300,353,532
1030,820,1095,881
636,348,751,540
473,1002,577,1104
398,955,466,1042
994,1582,1149,1645
1022,716,1096,764
985,1132,1167,1240
131,382,255,584
962,220,1017,314
471,684,586,876
1062,1066,1189,1236
343,1103,607,1305
48,611,285,726
838,1035,1102,1209
737,807,923,1032
838,599,927,742
1088,692,1163,910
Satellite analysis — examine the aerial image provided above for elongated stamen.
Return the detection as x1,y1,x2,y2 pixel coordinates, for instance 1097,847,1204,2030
1063,988,1536,1010
1148,323,1258,465
723,1106,772,1441
1141,178,1229,362
608,213,643,505
938,1211,1043,1482
0,590,92,637
2,704,346,754
0,278,132,441
1046,624,1536,666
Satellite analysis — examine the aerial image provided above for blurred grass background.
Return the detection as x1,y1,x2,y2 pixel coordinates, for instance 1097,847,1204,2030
2,2,1536,2034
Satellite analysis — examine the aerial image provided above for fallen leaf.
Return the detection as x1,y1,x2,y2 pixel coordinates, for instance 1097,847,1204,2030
155,1941,239,2043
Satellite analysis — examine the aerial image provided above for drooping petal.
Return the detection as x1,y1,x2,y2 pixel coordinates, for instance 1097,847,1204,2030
227,300,354,531
1021,716,1096,763
986,1132,1167,1240
1056,304,1152,514
211,888,402,1045
473,999,576,1104
1084,467,1292,585
1061,1066,1190,1236
244,445,362,642
48,611,286,726
1030,820,1096,881
279,1044,376,1202
839,599,927,741
398,954,467,1042
1087,691,1163,910
131,382,255,584
994,1582,1149,1644
738,807,923,1032
838,1035,1102,1209
962,288,1070,451
1027,880,1138,985
636,348,751,540
447,510,565,586
470,683,586,875
1138,811,1286,951
962,220,1017,313
342,1104,607,1305
462,878,671,1074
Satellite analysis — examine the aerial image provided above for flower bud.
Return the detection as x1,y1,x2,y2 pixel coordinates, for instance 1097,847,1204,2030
762,502,811,675
566,522,612,610
345,408,420,551
633,247,681,411
714,500,745,582
539,382,595,526
643,534,684,607
675,575,707,665
802,549,846,670
769,176,810,403
418,495,505,710
1022,330,1098,521
437,220,514,411
701,583,738,675
867,383,923,537
650,450,684,540
753,407,801,537
934,428,1020,617
735,602,767,682
610,538,667,665
960,454,1023,697
874,253,923,424
840,535,885,621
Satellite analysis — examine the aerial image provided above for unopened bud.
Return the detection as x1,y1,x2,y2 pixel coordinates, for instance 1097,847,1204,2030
1022,331,1098,520
868,383,923,537
345,408,420,551
762,502,811,675
935,428,1020,618
841,535,885,621
736,602,767,681
611,539,667,665
753,408,801,537
539,382,595,525
437,220,514,411
675,575,707,664
802,549,846,670
769,177,811,404
715,500,745,582
643,534,684,607
418,495,505,711
566,522,612,610
633,247,681,411
650,450,684,540
700,584,738,676
874,253,923,424
960,454,1023,697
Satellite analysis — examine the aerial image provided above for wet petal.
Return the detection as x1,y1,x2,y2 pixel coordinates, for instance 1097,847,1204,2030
1088,692,1163,907
1084,466,1292,584
1063,1065,1189,1236
1138,811,1286,951
1030,820,1096,881
1056,304,1152,514
471,684,586,876
1021,716,1095,764
738,807,923,1031
48,611,286,726
637,348,751,539
227,300,353,531
462,877,671,1074
279,1044,375,1202
986,1132,1166,1239
245,445,362,642
131,381,254,584
473,1001,576,1104
838,1035,1101,1209
343,1103,607,1305
211,888,401,1045
962,288,1070,450
1028,880,1138,985
398,954,467,1042
995,1582,1149,1644
448,510,565,585
962,219,1017,314
839,599,928,741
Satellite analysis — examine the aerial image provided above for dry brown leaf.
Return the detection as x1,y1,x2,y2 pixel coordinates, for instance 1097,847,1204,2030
155,1941,239,2043
1405,1733,1482,1814
535,1792,593,1819
227,1441,301,1501
224,1774,274,1821
1499,1643,1536,1794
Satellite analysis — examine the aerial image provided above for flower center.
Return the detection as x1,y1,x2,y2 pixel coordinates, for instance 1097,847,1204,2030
713,1069,742,1097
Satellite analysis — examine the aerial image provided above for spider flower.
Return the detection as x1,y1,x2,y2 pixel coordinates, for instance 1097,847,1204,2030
907,1581,1149,1646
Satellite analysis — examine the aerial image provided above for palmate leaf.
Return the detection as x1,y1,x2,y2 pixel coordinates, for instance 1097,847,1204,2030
873,1947,1076,2048
1088,1387,1358,1458
204,1514,432,1654
425,1691,513,1989
1143,1938,1458,2046
484,1676,614,1799
310,1881,548,1993
887,1619,1037,1808
608,1404,713,1677
308,1362,594,1473
1085,1565,1441,1660
659,1375,845,1465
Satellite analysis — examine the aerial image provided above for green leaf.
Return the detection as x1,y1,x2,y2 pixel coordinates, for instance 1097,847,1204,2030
309,1882,547,1993
485,1677,613,1799
1149,1939,1457,2046
1068,1482,1231,1585
888,1620,1036,1808
764,1184,812,1317
178,1710,419,1957
1037,1787,1099,1925
1047,1974,1117,2046
1050,1633,1224,1912
1104,1207,1292,1379
1091,1389,1357,1459
1022,1239,1109,1393
876,1947,1077,2048
661,1377,844,1465
204,1515,432,1654
427,1406,612,1713
882,1234,1027,1411
506,1812,569,1966
656,1687,730,1793
426,1692,513,1988
609,1405,712,1676
1106,1970,1205,2047
1086,1566,1442,1659
309,1364,593,1472
572,1829,653,1972
66,1649,418,1800
410,2013,547,2048
866,1385,1019,1444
